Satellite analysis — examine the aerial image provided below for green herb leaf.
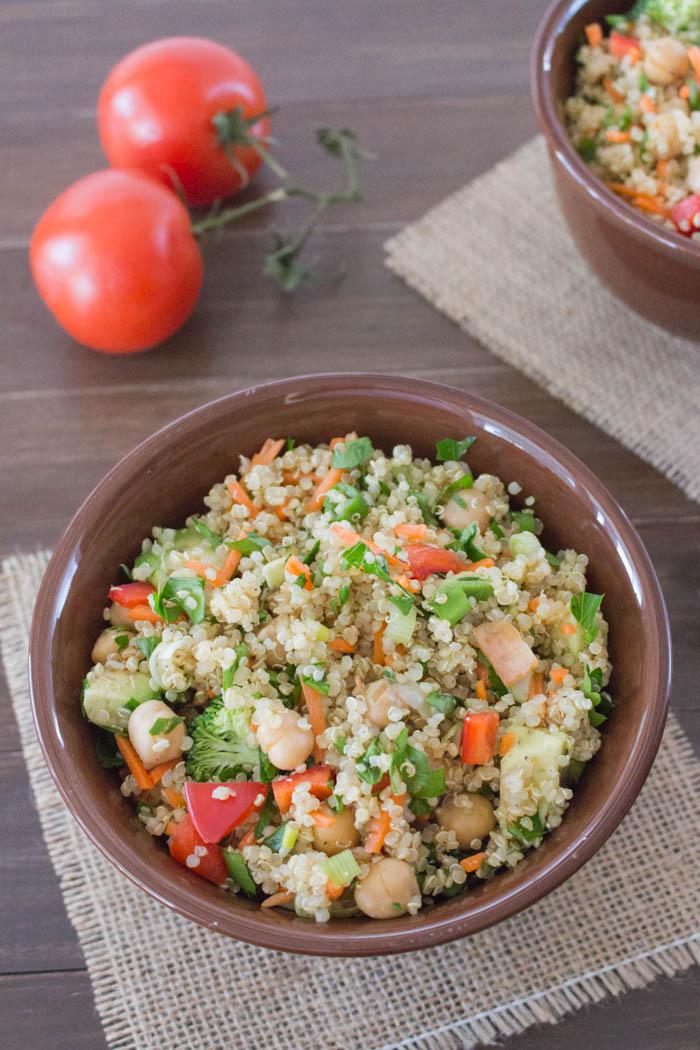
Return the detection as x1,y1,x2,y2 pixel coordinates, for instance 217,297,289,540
258,746,279,783
151,576,206,625
223,848,258,897
576,137,597,163
254,793,279,838
331,583,351,614
435,436,476,462
149,715,184,736
285,436,296,451
356,737,385,785
412,489,439,526
443,473,474,499
222,644,249,690
449,521,486,562
95,731,123,768
264,824,287,852
490,519,505,539
328,793,345,813
332,436,373,469
508,810,545,844
388,593,414,616
191,518,222,546
300,665,330,695
114,633,130,652
225,533,268,555
570,592,604,643
510,510,537,533
425,690,457,715
303,539,321,565
545,552,560,569
324,482,369,523
135,636,158,660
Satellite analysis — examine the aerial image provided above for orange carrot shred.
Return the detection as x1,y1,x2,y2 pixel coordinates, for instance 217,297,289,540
640,93,656,113
250,437,285,468
261,890,294,909
551,667,568,685
372,623,386,666
468,558,495,571
605,129,631,143
460,852,486,873
585,23,602,47
603,76,625,103
328,638,356,654
475,680,488,701
116,736,153,791
162,787,186,809
127,604,163,625
301,681,327,761
499,732,517,757
529,671,545,699
329,522,409,570
680,84,691,100
285,555,313,590
326,881,345,900
560,622,577,636
394,522,428,541
227,477,258,517
239,828,257,848
528,596,541,613
305,467,345,513
149,758,179,785
365,811,391,854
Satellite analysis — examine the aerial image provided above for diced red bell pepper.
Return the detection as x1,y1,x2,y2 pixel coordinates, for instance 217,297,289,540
461,710,500,765
271,765,334,814
609,30,640,58
670,195,700,236
167,813,228,885
183,780,266,844
405,545,468,581
108,581,155,608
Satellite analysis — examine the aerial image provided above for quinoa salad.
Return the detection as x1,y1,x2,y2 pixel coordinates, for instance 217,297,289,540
83,433,612,922
565,0,700,235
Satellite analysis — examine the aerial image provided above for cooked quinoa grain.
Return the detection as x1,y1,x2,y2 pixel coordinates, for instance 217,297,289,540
83,432,612,921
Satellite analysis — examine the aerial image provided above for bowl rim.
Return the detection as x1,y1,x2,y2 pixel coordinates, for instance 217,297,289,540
29,372,672,956
531,0,700,261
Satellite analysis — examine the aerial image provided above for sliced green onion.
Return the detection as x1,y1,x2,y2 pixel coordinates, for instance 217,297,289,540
223,849,257,896
425,690,457,715
385,602,417,646
322,848,361,887
281,823,299,851
430,576,494,625
510,510,537,533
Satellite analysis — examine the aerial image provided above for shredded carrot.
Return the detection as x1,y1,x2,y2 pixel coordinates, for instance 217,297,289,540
680,84,691,100
250,437,285,468
603,76,625,103
275,498,290,521
528,671,545,699
394,522,428,541
528,596,541,613
328,637,356,654
551,667,568,685
391,792,408,807
216,548,243,586
640,93,656,113
476,661,489,683
149,758,179,785
310,809,336,829
365,811,391,854
162,787,186,809
372,623,386,666
184,559,217,581
261,890,294,909
305,467,345,514
165,821,178,837
560,622,577,636
689,45,700,83
607,181,642,198
468,558,495,571
239,828,257,847
629,46,641,65
460,852,486,874
633,195,670,217
475,680,488,701
282,469,300,485
329,522,409,570
499,732,517,757
605,129,631,143
329,432,358,450
126,604,163,625
301,681,327,761
585,22,602,47
326,881,345,900
285,555,313,591
116,736,153,791
227,477,258,516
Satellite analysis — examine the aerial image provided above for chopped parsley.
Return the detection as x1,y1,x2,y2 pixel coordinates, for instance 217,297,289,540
576,137,597,163
570,591,604,643
222,644,249,689
425,690,457,715
225,533,268,555
448,521,486,562
435,436,476,462
135,636,159,660
150,576,206,625
300,665,330,695
191,518,222,546
332,436,373,469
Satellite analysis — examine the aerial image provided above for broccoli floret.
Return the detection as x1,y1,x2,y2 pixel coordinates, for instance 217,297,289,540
634,0,700,32
186,698,258,782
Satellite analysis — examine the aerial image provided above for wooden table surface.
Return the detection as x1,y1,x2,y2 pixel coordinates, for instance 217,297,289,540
2,1,698,1047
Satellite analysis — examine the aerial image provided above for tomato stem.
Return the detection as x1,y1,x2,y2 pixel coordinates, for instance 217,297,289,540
191,187,287,235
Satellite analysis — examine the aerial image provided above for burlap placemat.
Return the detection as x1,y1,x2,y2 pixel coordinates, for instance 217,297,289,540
2,550,700,1050
385,136,700,506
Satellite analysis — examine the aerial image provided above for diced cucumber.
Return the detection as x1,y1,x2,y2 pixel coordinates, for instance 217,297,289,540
499,726,570,825
263,557,286,590
554,612,585,656
82,670,160,732
385,602,417,645
133,549,165,587
171,526,211,551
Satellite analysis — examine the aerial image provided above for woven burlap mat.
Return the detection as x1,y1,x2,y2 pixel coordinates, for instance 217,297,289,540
385,136,700,506
2,550,699,1050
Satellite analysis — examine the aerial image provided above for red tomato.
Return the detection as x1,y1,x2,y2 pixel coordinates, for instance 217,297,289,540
108,582,155,608
271,765,334,814
670,195,700,235
405,545,468,581
98,37,270,207
609,31,640,58
30,170,203,353
183,780,266,844
167,814,228,884
461,711,500,766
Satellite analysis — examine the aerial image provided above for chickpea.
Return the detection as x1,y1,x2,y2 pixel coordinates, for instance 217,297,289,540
643,37,689,86
364,679,424,729
436,794,496,849
256,706,314,770
354,857,419,919
256,619,286,666
441,489,490,532
91,627,133,664
312,804,360,856
108,601,133,627
649,112,682,158
127,699,185,769
687,155,700,194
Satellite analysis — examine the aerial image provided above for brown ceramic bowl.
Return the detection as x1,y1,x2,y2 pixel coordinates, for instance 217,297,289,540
29,373,671,956
532,0,700,341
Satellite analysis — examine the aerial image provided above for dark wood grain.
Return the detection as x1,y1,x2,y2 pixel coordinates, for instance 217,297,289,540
0,0,698,1047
